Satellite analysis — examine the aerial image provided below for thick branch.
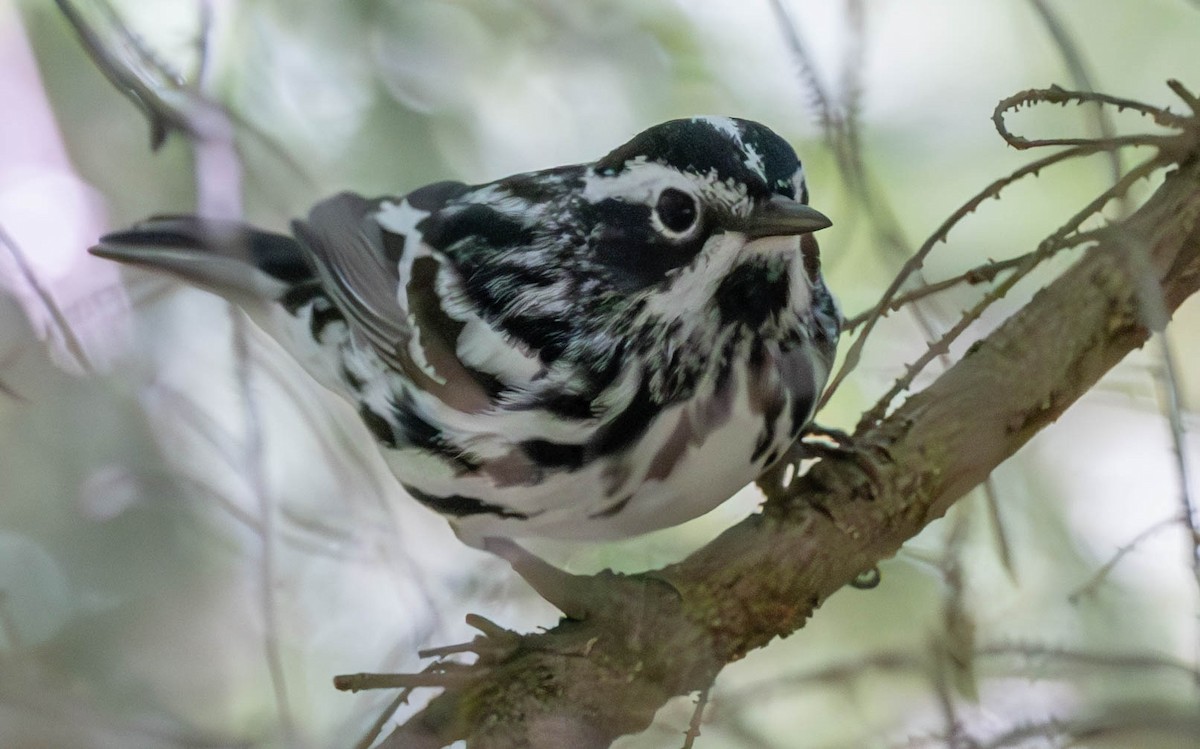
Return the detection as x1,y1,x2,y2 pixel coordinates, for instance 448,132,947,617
385,155,1200,748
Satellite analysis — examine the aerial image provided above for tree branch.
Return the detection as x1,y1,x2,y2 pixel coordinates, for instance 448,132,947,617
382,145,1200,748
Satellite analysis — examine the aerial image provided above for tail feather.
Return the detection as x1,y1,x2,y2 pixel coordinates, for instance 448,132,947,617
91,216,313,306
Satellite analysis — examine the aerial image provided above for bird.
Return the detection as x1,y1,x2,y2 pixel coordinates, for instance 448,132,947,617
91,116,840,544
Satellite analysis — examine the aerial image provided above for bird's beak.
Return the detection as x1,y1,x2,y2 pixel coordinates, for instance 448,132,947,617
735,196,832,239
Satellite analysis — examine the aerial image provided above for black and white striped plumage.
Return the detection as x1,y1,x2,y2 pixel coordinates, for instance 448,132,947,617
93,117,840,541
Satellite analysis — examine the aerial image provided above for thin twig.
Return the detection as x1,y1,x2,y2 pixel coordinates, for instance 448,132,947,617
821,138,1151,411
55,0,310,182
994,88,1190,145
768,0,967,416
0,223,91,372
1067,515,1187,603
1155,340,1200,584
681,686,711,749
195,0,215,86
858,153,1168,428
841,253,1035,332
981,477,1017,583
939,506,979,708
977,641,1200,682
0,377,23,401
231,312,296,742
928,639,963,749
0,344,28,401
334,670,477,692
1024,0,1124,183
352,663,449,749
765,0,836,135
354,690,411,749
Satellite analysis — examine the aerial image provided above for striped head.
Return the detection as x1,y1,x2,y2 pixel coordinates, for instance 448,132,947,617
413,117,836,402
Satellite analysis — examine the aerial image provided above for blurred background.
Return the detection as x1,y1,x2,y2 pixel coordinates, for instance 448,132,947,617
2,0,1199,747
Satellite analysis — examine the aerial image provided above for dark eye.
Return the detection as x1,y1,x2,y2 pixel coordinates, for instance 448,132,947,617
654,188,698,234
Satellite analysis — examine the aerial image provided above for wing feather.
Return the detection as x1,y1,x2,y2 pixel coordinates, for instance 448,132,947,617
292,191,492,413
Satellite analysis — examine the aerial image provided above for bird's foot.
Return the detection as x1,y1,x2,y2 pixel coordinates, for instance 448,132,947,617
797,423,891,495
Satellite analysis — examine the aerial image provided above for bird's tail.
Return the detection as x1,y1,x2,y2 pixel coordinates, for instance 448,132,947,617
91,216,314,308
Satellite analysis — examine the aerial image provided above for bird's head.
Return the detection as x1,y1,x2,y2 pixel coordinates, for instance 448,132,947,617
576,116,829,297
560,117,835,384
423,117,836,392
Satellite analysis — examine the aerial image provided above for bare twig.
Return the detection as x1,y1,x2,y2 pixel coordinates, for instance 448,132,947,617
1067,515,1186,603
994,88,1191,145
836,83,1197,415
858,152,1169,428
335,670,476,692
840,253,1042,332
0,343,29,401
0,223,91,372
681,686,711,749
354,686,417,749
1024,0,1124,185
0,590,22,652
973,707,1200,749
765,0,836,135
230,313,297,742
977,641,1200,683
1156,339,1200,583
821,136,1155,411
981,477,1017,583
929,641,963,749
940,507,978,704
55,0,310,192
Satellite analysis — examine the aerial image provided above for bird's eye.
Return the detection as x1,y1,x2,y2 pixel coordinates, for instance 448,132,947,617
654,188,699,234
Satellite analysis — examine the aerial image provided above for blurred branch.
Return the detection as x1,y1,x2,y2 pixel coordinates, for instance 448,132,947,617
769,0,956,412
1157,338,1200,581
55,0,310,212
53,0,303,738
378,88,1200,748
1025,0,1124,183
825,83,1193,414
680,687,710,749
0,223,91,372
973,705,1200,749
55,0,206,151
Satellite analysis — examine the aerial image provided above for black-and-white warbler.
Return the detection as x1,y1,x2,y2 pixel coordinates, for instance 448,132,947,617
93,117,839,542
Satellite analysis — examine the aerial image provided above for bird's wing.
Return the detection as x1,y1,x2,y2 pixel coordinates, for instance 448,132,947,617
291,190,494,414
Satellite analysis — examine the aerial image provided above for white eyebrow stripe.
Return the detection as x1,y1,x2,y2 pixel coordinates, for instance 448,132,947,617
580,160,697,204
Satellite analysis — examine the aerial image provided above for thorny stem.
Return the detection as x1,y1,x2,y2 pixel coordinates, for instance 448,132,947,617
820,138,1152,410
1067,515,1188,603
825,82,1198,413
858,153,1169,429
994,86,1193,143
770,0,959,393
841,252,1047,333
